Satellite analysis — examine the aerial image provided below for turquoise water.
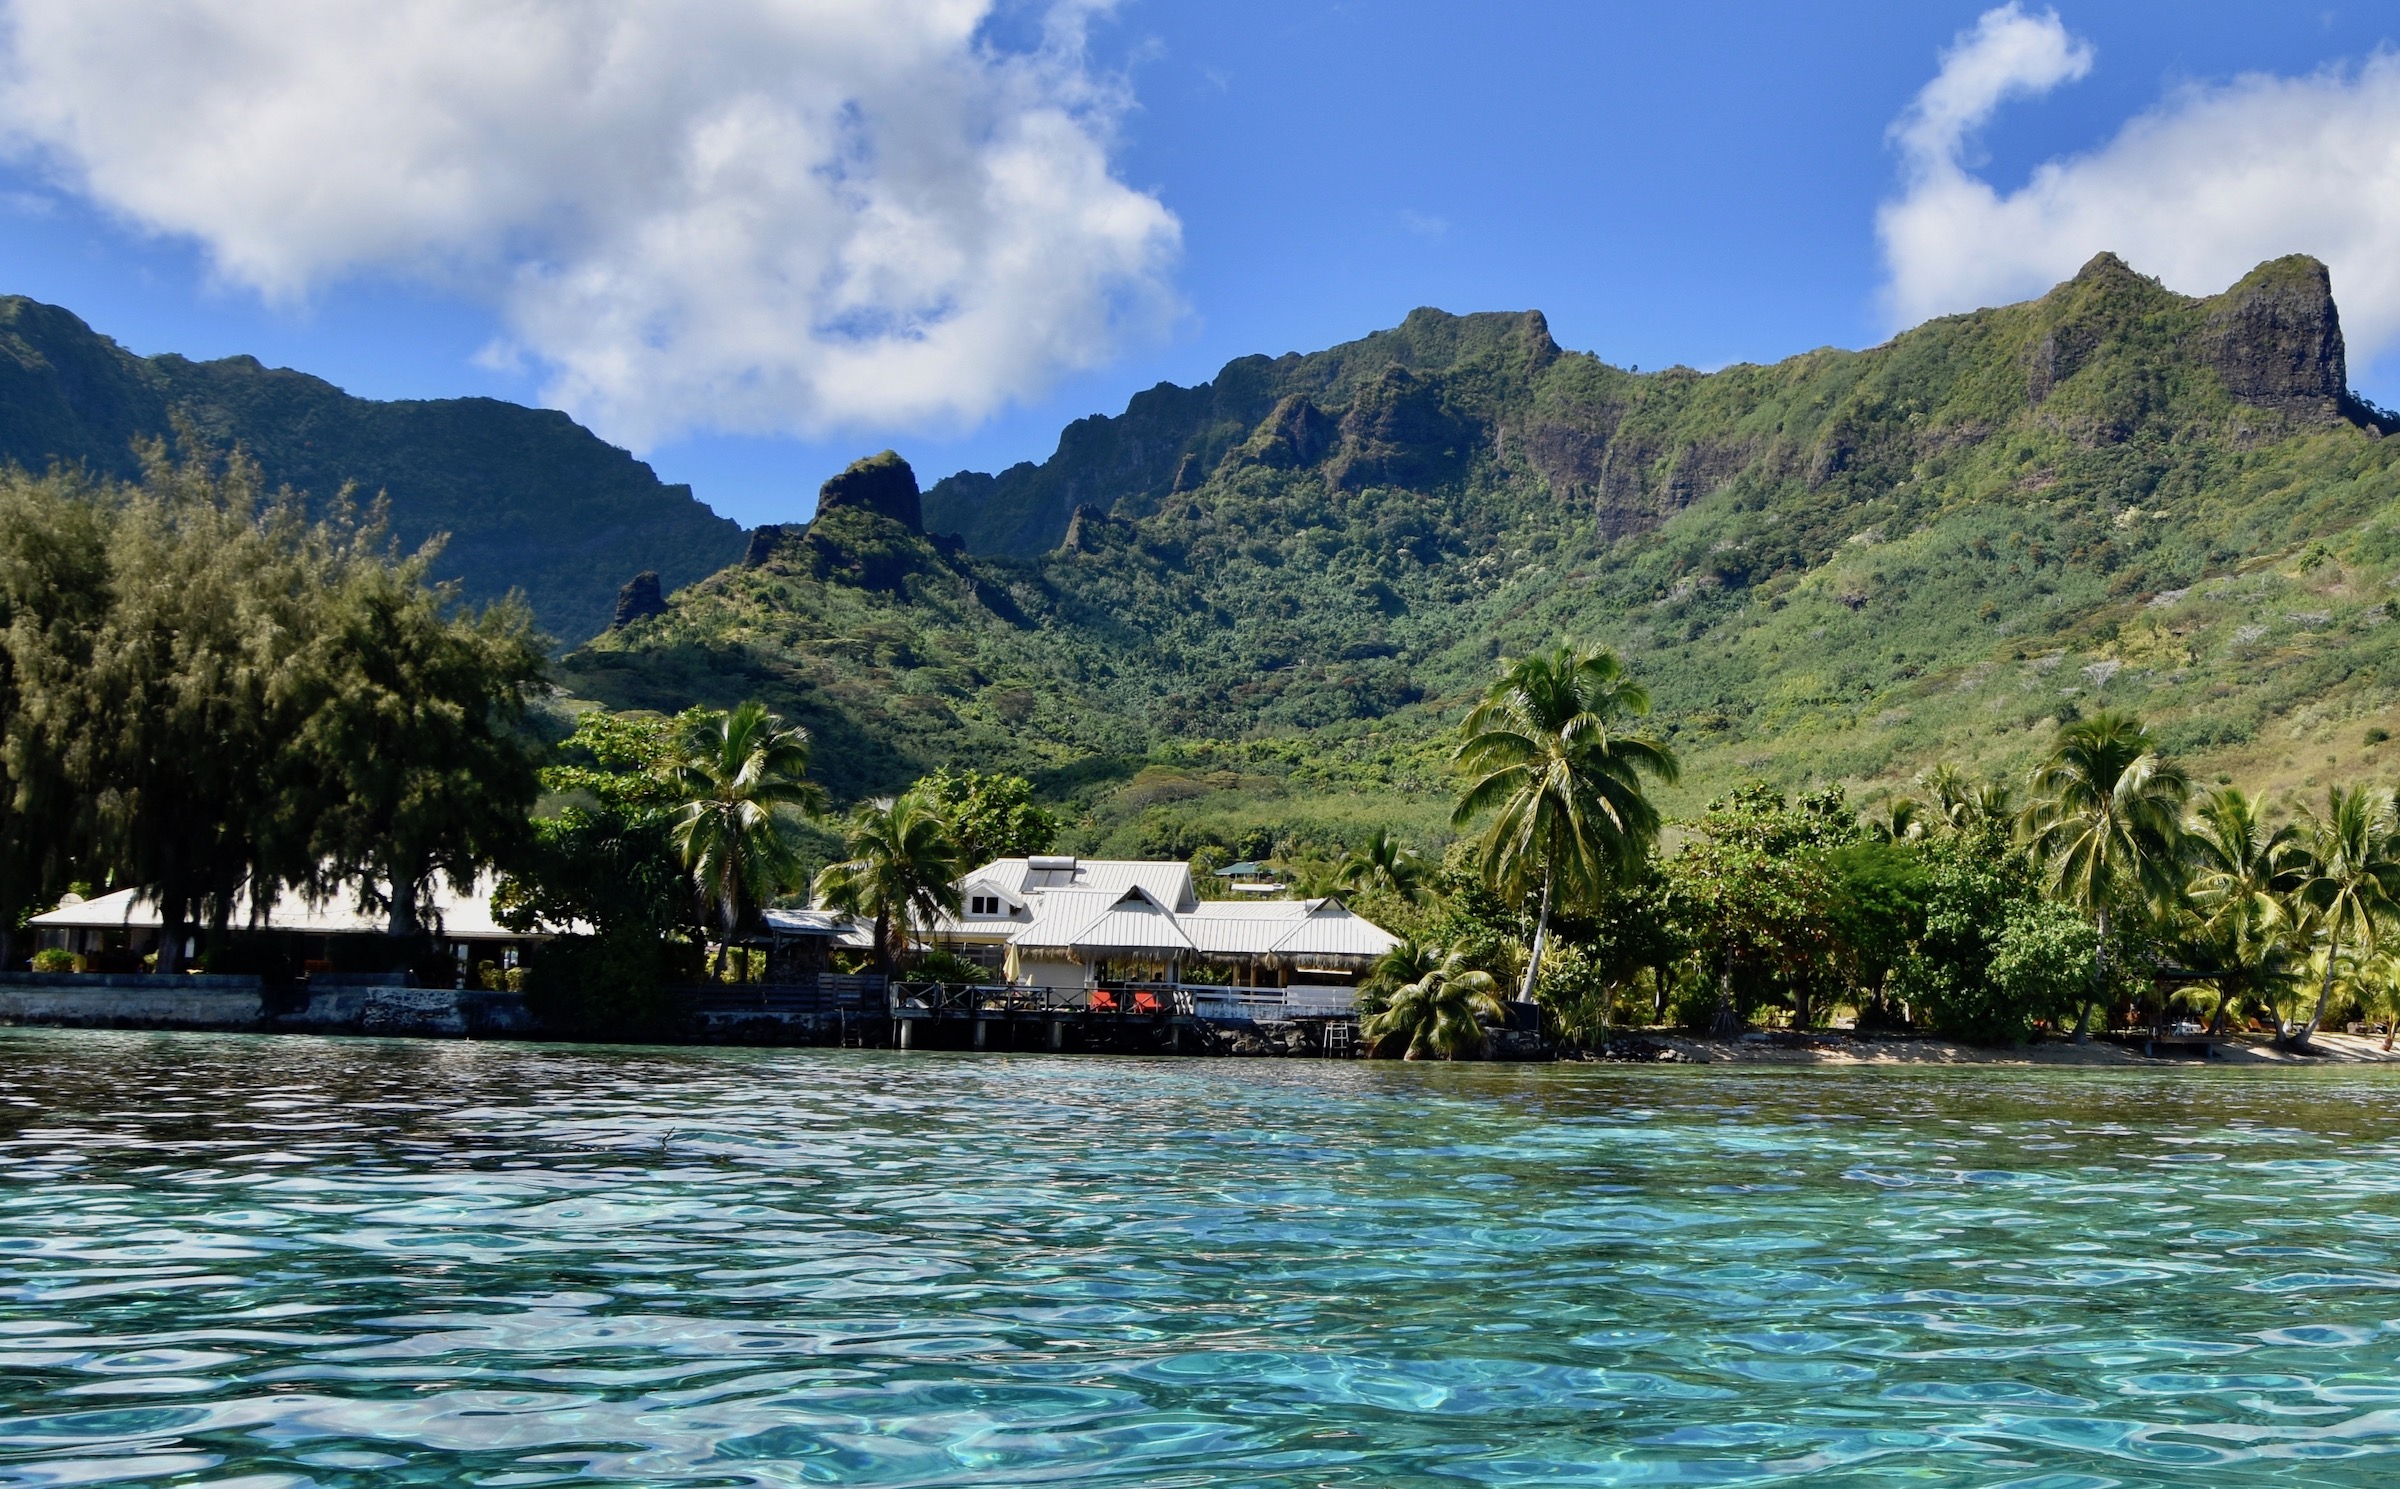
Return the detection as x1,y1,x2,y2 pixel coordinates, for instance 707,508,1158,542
5,1035,2400,1487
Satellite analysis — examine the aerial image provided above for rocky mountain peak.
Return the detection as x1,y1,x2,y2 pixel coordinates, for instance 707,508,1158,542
2200,254,2348,409
814,449,922,530
611,571,666,629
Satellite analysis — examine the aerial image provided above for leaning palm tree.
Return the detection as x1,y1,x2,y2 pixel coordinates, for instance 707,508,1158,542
2018,710,2189,1041
1337,829,1429,903
2288,785,2400,1050
2183,785,2307,1036
1453,644,1679,1002
1360,950,1505,1060
1357,936,1443,1017
813,789,965,975
668,702,827,975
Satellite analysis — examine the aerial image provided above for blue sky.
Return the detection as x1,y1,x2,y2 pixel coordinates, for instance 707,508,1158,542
3,2,2398,529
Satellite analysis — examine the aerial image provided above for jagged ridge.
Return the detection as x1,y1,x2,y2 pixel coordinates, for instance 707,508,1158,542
575,254,2400,849
0,297,746,643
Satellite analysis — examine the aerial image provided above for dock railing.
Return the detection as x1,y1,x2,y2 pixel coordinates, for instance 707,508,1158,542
883,979,1355,1022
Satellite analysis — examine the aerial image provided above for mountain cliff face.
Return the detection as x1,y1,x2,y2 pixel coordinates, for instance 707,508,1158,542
578,254,2400,849
0,297,745,643
927,254,2385,560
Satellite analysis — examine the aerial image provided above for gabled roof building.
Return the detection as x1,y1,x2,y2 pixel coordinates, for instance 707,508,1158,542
932,855,1399,989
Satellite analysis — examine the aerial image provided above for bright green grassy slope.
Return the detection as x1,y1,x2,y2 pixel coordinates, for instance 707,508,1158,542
564,253,2400,852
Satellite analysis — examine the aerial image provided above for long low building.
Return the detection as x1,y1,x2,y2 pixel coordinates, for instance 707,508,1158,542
933,855,1400,992
28,876,538,975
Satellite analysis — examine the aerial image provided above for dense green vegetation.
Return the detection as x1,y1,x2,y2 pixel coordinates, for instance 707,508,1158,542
568,254,2400,862
0,296,744,642
1391,660,2400,1055
0,448,545,973
9,250,2400,1056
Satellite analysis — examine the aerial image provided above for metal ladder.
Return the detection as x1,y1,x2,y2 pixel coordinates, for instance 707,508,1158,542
1322,1021,1353,1059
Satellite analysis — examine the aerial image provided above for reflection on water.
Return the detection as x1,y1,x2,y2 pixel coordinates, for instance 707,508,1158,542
4,1031,2400,1486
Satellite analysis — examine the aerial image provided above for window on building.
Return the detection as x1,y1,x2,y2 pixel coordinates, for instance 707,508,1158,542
970,895,999,915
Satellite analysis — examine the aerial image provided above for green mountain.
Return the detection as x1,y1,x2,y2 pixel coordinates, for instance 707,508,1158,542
572,252,2400,851
0,296,745,643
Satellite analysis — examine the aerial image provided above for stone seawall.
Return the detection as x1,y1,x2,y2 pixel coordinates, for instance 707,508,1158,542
0,973,264,1029
0,975,531,1039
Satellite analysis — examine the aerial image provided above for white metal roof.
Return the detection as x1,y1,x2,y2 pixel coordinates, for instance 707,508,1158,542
949,873,1397,965
1010,889,1128,951
1182,898,1400,960
961,857,1197,913
761,908,875,948
1036,885,1197,956
1268,900,1404,960
29,875,532,941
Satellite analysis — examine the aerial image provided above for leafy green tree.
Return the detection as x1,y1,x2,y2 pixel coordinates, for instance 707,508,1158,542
916,767,1056,865
2288,786,2400,1049
2180,786,2307,1036
1823,840,1930,1017
669,702,826,972
0,471,112,970
541,709,688,814
1982,898,2104,1044
1360,949,1504,1060
2018,710,2189,1041
1337,828,1429,903
1892,834,2038,1041
1452,643,1678,1002
814,790,964,974
80,446,336,968
296,534,545,945
1665,823,1838,1035
496,707,696,1034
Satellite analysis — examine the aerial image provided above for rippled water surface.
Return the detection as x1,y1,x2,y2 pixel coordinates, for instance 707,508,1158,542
7,1034,2400,1486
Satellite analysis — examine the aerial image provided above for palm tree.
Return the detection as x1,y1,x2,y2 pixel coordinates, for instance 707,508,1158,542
2288,785,2400,1050
668,701,826,975
1357,936,1442,1017
1360,950,1505,1060
1866,796,1927,844
1921,763,1970,823
2351,948,2400,1052
2182,785,2306,1036
1337,829,1429,903
1965,780,2016,836
2018,710,2189,1041
813,790,965,975
1453,644,1679,1002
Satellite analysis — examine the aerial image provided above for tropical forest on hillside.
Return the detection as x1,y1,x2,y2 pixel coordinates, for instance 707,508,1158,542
5,441,2396,1056
564,255,2400,870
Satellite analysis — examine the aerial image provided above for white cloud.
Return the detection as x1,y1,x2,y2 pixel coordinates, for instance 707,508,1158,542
1879,4,2400,368
0,0,1181,447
